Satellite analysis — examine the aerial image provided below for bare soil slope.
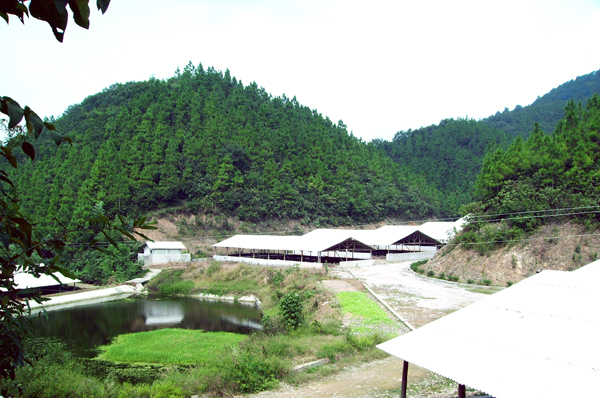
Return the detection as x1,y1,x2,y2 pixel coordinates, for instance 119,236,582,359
425,222,600,286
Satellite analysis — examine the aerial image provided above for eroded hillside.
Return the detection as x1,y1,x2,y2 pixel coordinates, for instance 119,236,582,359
424,222,600,286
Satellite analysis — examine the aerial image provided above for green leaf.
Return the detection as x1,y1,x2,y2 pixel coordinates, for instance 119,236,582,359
0,96,25,128
23,106,44,138
0,1,29,24
50,130,64,145
48,265,76,279
29,0,69,42
9,217,33,242
97,0,111,14
115,227,135,240
0,174,15,188
43,122,56,131
21,142,35,161
0,147,18,168
68,0,90,29
101,230,118,248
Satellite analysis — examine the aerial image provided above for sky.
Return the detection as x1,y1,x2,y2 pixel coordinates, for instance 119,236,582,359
1,0,600,142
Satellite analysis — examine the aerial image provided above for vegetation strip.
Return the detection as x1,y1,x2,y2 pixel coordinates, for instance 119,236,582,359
347,269,415,331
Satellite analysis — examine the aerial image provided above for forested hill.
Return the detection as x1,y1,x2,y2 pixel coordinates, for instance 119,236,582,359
376,69,600,216
482,69,600,137
374,119,511,216
11,63,440,235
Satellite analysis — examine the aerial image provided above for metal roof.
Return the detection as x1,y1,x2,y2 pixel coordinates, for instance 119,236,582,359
213,230,373,253
212,235,303,251
418,218,466,243
13,271,81,290
146,241,187,250
377,260,600,398
212,225,447,253
298,229,373,252
354,226,420,246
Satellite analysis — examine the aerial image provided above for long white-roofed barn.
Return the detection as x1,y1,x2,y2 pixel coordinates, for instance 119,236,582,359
212,231,374,269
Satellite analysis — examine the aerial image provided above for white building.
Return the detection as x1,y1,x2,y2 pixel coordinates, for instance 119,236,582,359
138,241,191,266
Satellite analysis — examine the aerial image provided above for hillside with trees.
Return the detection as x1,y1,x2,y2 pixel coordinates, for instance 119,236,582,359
377,69,600,216
373,119,511,216
482,69,600,137
8,63,440,240
424,95,600,285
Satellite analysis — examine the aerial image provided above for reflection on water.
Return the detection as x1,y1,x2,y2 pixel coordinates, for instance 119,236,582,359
29,296,262,357
143,301,185,325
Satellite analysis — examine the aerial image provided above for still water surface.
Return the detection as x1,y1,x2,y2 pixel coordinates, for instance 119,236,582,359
30,296,262,357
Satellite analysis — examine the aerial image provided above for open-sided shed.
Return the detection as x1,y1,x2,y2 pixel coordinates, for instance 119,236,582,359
212,231,373,267
12,271,81,294
377,260,600,398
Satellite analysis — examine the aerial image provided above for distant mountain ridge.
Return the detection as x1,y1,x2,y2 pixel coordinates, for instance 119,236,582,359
481,69,600,136
377,69,600,216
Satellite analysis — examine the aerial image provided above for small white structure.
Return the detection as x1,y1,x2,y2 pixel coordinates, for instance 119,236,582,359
138,241,191,266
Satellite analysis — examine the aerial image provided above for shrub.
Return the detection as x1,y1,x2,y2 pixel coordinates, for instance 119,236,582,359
206,261,222,276
272,271,284,287
467,279,475,284
449,275,459,282
506,281,514,287
410,260,428,272
482,279,492,286
438,272,446,280
280,292,304,330
158,280,194,296
427,270,435,277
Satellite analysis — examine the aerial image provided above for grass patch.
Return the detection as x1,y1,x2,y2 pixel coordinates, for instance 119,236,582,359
98,329,246,365
337,291,395,333
467,287,499,295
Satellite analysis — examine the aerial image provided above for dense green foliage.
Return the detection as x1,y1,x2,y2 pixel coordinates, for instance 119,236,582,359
474,95,600,224
453,95,600,253
10,62,438,236
374,119,511,215
482,70,600,137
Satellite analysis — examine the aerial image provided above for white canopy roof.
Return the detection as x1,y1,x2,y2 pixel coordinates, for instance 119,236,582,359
213,230,373,253
213,235,303,251
13,271,80,290
146,241,186,250
377,260,600,398
418,218,466,243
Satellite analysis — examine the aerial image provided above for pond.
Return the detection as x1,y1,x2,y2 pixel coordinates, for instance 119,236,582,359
29,296,262,357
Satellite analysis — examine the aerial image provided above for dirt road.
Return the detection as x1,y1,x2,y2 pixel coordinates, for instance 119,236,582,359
246,261,490,398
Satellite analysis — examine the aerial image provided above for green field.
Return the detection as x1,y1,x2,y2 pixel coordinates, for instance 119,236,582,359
98,328,247,365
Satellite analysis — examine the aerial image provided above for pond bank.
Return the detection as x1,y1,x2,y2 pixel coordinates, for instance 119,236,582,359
28,268,163,313
29,285,142,313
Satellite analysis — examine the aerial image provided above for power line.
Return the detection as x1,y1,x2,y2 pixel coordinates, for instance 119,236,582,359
446,233,600,247
467,205,600,220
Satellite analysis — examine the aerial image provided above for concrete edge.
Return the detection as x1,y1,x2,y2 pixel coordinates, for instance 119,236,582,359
292,358,330,372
